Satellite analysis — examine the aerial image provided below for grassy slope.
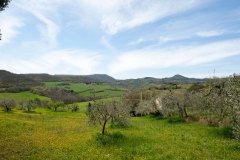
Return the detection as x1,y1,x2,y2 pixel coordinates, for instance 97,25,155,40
0,106,239,160
44,82,127,97
0,91,51,101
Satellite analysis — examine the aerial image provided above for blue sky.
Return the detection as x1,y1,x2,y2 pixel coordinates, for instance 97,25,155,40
0,0,239,79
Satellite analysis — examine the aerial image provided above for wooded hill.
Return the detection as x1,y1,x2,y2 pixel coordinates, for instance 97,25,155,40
0,70,206,91
23,73,115,83
0,70,42,92
115,74,206,89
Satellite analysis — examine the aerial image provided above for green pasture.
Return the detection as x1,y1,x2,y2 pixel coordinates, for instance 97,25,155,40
0,91,51,101
0,105,239,159
43,82,127,97
79,89,126,97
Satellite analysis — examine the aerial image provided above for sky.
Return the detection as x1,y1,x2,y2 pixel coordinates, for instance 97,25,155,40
0,0,240,79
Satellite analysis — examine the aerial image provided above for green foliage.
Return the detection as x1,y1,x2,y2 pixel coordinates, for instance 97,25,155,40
48,101,64,111
188,82,205,91
168,117,186,123
0,0,11,12
221,126,234,139
68,103,79,112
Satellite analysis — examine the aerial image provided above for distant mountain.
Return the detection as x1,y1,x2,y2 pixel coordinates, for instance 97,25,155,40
86,74,115,82
0,70,40,85
115,74,206,89
170,74,188,80
0,70,206,91
166,74,206,83
23,73,62,82
22,73,115,83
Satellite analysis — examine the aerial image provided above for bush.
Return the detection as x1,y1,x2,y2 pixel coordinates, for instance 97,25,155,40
156,116,167,120
221,126,234,139
95,132,125,145
168,117,186,123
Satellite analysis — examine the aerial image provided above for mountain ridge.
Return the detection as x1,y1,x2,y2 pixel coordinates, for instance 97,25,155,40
0,70,206,89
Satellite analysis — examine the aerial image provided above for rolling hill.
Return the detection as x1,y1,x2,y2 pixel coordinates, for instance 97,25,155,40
1,70,206,91
0,70,42,92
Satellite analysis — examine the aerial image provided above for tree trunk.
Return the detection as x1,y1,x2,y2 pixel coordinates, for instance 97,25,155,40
177,101,183,118
183,106,188,118
102,120,107,135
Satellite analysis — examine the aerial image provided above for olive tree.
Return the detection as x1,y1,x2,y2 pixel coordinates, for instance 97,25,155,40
161,90,189,118
48,101,64,111
226,74,240,141
86,99,131,135
68,103,79,112
198,74,240,140
22,100,38,112
0,99,16,112
135,95,163,117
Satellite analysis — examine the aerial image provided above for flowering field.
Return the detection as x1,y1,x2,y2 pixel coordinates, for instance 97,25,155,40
0,106,240,159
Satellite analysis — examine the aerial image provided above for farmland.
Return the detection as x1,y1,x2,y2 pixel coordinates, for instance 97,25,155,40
0,91,50,101
43,82,127,97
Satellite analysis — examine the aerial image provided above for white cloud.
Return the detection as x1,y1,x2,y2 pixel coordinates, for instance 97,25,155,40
108,39,240,74
39,50,102,74
99,0,206,35
0,14,24,44
0,49,102,75
101,36,115,51
75,0,208,35
14,0,64,46
197,30,224,37
128,38,145,45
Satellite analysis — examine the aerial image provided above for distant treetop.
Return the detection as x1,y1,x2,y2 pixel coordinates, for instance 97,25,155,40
0,0,11,12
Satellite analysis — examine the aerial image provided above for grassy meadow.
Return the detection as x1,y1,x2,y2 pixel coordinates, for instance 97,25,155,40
43,82,127,97
0,91,50,101
1,105,240,160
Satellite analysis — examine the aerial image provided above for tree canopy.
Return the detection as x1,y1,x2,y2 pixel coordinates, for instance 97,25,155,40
0,0,11,12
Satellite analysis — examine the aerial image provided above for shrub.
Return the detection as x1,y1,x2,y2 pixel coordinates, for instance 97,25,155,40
68,103,79,112
168,117,186,123
221,126,234,139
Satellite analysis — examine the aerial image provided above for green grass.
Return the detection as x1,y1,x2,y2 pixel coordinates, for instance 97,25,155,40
43,82,127,97
179,83,193,89
0,91,51,101
1,105,240,159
